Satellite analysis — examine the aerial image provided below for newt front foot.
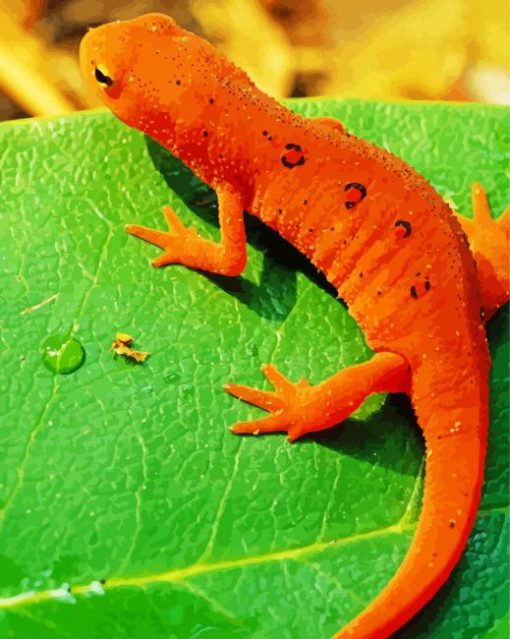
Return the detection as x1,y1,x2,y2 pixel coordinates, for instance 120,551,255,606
126,206,197,267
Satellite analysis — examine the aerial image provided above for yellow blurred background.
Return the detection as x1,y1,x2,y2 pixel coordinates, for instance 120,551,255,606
0,0,509,121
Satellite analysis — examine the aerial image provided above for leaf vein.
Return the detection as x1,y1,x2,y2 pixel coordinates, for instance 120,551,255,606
0,519,414,610
117,431,149,574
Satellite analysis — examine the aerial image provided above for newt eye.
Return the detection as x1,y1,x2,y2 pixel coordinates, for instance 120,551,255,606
94,66,113,87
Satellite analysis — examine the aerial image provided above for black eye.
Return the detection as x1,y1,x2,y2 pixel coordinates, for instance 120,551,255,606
95,67,113,87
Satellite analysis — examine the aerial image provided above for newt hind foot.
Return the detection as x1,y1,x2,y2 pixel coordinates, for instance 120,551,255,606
225,353,410,441
457,183,510,319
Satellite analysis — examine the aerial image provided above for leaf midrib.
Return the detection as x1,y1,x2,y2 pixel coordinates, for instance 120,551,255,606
1,504,506,611
0,518,414,610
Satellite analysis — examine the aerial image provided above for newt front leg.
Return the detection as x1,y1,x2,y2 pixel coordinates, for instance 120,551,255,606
126,184,247,275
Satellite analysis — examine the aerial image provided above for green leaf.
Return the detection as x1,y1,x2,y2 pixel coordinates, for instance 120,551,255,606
0,99,508,639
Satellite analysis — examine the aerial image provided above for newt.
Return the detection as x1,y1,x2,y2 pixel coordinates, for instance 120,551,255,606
80,13,509,638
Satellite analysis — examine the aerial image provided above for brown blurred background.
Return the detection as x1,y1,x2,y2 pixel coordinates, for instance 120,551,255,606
0,0,509,121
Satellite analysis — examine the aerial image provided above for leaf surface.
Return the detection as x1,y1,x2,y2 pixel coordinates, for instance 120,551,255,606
0,99,508,638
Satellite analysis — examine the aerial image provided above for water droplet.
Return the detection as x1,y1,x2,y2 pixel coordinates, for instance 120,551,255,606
42,335,85,374
163,370,180,384
88,580,105,595
182,383,194,398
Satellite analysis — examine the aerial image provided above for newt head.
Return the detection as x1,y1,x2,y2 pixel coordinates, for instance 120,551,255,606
79,13,207,131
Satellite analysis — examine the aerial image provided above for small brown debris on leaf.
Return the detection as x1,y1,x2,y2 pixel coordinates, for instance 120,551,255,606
111,333,149,363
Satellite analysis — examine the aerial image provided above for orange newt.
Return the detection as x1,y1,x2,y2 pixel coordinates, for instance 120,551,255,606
80,14,509,638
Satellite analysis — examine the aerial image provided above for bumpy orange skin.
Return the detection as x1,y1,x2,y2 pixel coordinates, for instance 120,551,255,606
80,14,507,639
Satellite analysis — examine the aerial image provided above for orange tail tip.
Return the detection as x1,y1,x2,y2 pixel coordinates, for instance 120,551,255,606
333,401,487,639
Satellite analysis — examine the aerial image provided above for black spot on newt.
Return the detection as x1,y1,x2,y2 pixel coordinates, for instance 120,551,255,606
344,182,367,209
410,285,418,299
281,143,306,169
395,219,412,238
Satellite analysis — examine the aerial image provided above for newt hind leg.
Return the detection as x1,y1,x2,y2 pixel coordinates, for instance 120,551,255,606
225,352,409,440
457,183,510,320
225,183,508,441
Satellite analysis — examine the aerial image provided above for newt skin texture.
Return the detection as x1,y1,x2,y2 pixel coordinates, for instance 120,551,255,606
80,14,509,639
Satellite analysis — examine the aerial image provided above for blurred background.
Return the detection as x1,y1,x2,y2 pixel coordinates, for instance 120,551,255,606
0,0,509,121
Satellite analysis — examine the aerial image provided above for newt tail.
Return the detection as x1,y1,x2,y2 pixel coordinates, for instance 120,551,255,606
335,398,488,638
330,176,492,636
